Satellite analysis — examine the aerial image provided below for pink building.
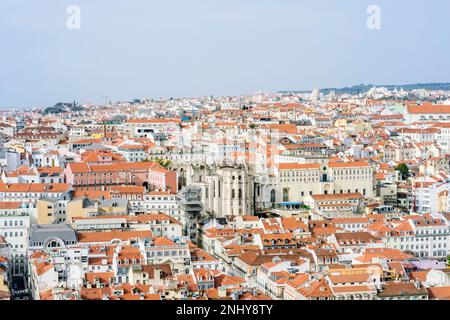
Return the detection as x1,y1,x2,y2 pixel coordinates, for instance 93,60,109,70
65,162,177,192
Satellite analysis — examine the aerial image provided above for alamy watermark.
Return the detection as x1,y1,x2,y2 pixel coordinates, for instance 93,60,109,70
63,5,381,32
367,5,381,30
67,5,81,30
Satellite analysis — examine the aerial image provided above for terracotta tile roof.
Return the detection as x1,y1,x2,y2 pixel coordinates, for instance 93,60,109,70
85,272,115,284
35,261,54,276
110,186,145,194
328,161,370,168
0,183,70,193
334,232,378,244
311,193,363,201
278,163,321,170
427,286,450,300
73,190,111,200
126,118,181,124
331,217,369,224
0,202,23,209
407,104,450,114
147,190,175,196
152,237,176,246
355,248,414,263
80,287,112,300
77,230,152,243
37,166,63,175
68,161,165,174
332,285,375,293
378,282,428,297
297,278,335,299
328,274,371,284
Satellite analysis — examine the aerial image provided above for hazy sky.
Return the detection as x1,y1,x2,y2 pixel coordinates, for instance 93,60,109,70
1,0,450,108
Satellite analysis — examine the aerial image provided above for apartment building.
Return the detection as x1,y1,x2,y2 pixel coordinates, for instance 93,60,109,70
0,183,71,204
376,215,450,259
0,202,31,275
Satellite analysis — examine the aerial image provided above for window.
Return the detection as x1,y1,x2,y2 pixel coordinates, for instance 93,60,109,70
270,190,276,203
283,188,289,202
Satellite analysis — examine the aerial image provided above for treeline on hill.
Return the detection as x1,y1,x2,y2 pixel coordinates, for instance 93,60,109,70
281,82,450,95
44,102,84,115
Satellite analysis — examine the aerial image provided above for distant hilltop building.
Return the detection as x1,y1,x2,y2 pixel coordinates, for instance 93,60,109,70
366,87,391,99
326,90,336,101
310,87,320,101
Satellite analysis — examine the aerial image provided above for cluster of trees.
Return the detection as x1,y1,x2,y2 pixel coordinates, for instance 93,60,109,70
44,102,84,115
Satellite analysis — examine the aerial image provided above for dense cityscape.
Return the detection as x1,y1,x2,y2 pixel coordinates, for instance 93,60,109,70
1,85,450,301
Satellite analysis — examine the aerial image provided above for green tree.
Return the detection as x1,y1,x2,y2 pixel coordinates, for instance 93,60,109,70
154,157,172,169
161,159,171,169
396,163,410,180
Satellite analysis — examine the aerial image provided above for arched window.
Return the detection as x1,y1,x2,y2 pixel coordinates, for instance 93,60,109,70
49,241,60,248
270,190,276,203
283,188,289,202
238,188,242,199
232,189,236,199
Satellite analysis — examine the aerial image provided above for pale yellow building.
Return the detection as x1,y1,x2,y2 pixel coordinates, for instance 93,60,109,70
66,198,98,223
276,161,374,203
36,198,60,225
